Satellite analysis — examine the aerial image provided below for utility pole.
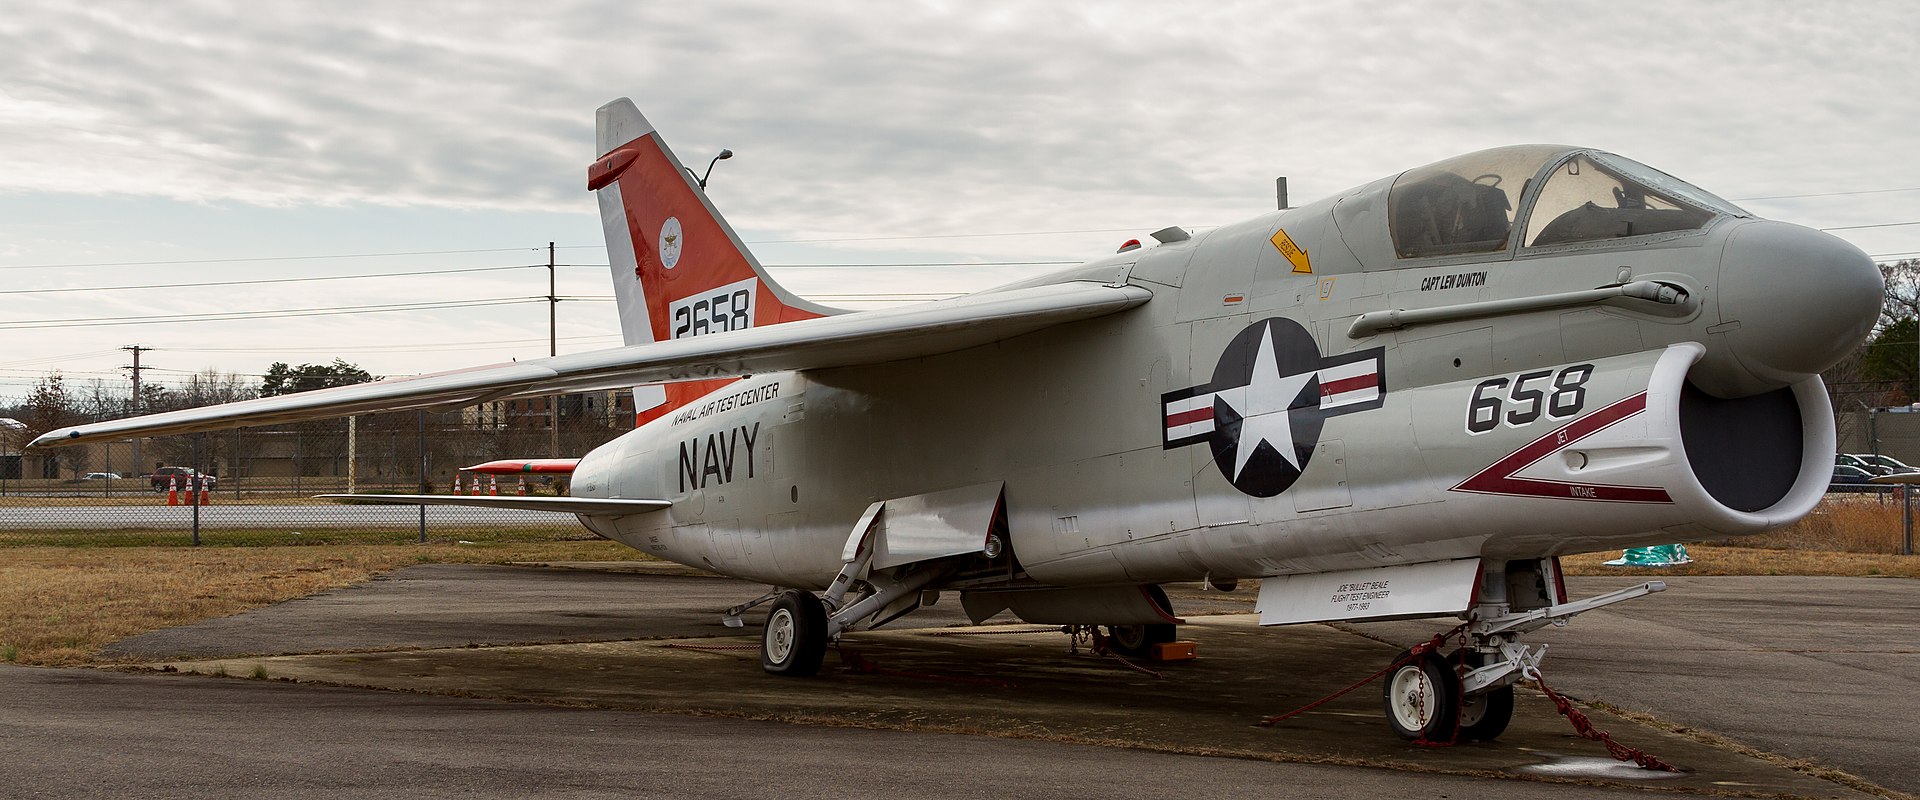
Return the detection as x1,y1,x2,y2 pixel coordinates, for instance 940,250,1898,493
548,242,560,458
122,344,153,475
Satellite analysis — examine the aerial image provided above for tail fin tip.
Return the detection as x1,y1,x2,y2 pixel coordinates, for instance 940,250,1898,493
596,97,655,157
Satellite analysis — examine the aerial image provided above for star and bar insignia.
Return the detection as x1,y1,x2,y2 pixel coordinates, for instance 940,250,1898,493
1161,317,1385,498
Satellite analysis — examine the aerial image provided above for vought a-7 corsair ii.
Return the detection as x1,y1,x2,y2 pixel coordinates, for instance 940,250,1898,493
35,98,1882,742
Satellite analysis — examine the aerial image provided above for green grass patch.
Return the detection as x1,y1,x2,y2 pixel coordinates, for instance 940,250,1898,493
0,527,597,548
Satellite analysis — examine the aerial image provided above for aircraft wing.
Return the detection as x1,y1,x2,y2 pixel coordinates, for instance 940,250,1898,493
31,281,1152,447
318,494,669,515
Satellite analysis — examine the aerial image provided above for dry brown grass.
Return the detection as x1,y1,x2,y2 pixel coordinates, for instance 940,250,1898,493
0,541,648,666
1733,495,1913,553
1555,496,1920,578
0,496,342,507
1561,545,1920,578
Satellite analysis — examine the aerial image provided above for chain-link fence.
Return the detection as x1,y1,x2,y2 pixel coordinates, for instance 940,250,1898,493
0,405,628,546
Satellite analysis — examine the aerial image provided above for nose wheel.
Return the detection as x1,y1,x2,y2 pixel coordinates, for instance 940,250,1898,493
1457,650,1514,741
1380,648,1516,742
1382,649,1457,741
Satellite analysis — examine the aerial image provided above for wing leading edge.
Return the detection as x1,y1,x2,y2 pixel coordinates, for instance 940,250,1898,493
31,281,1152,447
317,494,670,515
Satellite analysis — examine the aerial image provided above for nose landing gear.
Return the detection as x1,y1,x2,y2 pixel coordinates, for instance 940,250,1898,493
1382,579,1666,742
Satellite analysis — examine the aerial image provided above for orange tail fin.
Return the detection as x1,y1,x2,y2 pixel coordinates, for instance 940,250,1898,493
589,98,833,425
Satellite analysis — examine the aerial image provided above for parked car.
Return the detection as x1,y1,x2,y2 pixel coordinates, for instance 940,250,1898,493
1829,464,1885,493
1835,454,1895,476
1851,453,1919,474
80,472,123,480
145,467,216,492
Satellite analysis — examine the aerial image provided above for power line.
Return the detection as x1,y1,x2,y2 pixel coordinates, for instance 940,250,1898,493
1822,220,1920,232
0,247,550,272
557,226,1215,249
0,349,123,369
563,260,1080,269
746,228,1209,245
0,226,1192,273
168,334,622,354
0,264,544,296
768,260,1077,269
1734,186,1920,202
0,297,543,331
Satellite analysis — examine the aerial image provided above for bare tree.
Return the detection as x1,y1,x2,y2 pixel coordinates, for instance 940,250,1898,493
19,373,88,477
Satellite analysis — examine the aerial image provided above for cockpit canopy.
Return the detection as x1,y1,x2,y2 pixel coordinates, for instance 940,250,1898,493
1383,145,1747,260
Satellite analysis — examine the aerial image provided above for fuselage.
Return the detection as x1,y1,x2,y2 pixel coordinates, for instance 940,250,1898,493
572,145,1881,591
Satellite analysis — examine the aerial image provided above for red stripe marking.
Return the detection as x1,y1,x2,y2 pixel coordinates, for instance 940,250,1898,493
1451,393,1672,503
1319,373,1377,397
464,458,581,475
1166,407,1214,427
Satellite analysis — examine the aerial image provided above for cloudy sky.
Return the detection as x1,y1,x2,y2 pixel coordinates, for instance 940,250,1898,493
2,0,1916,400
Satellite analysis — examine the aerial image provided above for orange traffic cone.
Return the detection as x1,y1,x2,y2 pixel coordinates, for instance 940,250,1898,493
197,477,210,506
166,475,179,506
488,475,499,495
454,474,465,495
517,477,528,496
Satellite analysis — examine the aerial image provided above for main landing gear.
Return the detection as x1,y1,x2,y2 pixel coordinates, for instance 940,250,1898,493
1381,578,1666,742
760,590,828,676
1101,584,1177,658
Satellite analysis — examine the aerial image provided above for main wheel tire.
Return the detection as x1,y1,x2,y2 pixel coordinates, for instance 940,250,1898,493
1382,649,1458,741
1104,584,1177,658
1105,622,1176,658
761,589,828,677
1457,651,1515,742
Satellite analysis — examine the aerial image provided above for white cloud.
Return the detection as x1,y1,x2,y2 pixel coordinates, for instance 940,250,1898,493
0,0,1916,390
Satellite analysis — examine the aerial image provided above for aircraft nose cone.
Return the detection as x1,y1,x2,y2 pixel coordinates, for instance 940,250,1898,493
1715,220,1881,392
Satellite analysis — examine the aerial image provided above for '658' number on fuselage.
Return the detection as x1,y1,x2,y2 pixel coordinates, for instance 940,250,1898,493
1465,364,1594,434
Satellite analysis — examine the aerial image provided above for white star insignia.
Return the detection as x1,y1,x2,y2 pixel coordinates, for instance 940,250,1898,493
1216,325,1315,481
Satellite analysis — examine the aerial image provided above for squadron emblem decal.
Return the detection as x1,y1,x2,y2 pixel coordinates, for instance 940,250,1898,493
1162,317,1385,497
659,216,683,270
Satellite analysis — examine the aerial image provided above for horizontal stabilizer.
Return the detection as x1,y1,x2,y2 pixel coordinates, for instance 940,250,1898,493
463,459,581,475
319,494,670,516
32,281,1151,447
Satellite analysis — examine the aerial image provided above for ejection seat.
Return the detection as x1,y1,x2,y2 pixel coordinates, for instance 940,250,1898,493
1388,172,1513,258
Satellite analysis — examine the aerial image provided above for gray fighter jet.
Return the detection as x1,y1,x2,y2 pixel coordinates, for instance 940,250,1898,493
33,98,1882,742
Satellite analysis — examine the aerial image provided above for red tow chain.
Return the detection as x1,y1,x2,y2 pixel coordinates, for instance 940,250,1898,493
1532,672,1680,772
1256,624,1464,729
1257,624,1678,771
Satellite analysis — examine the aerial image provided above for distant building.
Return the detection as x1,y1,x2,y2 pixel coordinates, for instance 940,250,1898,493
467,391,636,430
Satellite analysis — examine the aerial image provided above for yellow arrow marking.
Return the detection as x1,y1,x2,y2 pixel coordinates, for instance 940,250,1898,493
1271,229,1311,274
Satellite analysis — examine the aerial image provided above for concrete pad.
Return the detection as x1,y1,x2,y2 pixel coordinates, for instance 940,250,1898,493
0,665,1714,800
154,614,1873,798
1354,576,1920,795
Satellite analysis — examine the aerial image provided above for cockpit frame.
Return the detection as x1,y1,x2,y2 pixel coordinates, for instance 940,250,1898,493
1367,146,1749,272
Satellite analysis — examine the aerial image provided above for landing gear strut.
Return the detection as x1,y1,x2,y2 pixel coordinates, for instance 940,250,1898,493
1380,576,1666,742
1457,651,1515,742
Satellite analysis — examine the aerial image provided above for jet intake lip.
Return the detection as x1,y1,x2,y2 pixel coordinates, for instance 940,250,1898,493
1651,343,1834,533
1714,220,1882,390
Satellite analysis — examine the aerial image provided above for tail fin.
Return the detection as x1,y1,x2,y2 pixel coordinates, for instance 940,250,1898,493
589,98,832,425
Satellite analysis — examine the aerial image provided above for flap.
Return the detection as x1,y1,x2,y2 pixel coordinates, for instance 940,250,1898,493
871,481,1004,570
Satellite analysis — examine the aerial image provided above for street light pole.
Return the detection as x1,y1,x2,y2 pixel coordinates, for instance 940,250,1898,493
548,241,560,458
